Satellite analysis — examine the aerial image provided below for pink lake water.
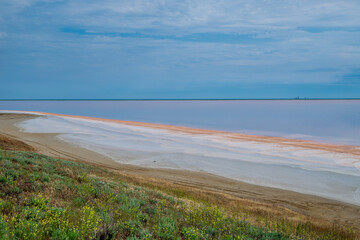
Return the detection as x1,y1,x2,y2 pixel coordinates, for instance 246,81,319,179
1,100,360,145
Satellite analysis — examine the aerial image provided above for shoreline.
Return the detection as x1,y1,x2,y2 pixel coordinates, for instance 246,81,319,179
3,110,360,156
0,113,360,232
3,110,360,204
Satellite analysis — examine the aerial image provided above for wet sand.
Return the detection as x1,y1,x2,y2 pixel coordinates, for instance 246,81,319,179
9,110,360,156
1,113,360,232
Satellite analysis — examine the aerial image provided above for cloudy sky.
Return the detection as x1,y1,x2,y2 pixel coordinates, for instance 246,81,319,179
1,0,360,99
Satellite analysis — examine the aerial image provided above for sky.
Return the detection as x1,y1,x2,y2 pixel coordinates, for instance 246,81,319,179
0,0,360,99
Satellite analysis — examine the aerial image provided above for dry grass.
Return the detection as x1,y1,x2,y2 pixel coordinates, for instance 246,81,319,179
0,135,34,152
0,133,358,239
119,174,358,239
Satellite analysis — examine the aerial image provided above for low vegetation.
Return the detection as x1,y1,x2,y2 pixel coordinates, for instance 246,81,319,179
0,144,357,239
0,135,34,152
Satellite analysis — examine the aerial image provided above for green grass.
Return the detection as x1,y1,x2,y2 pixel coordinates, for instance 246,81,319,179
0,150,356,240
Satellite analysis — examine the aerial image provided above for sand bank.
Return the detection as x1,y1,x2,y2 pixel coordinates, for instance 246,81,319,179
0,113,360,232
6,111,360,205
8,110,360,156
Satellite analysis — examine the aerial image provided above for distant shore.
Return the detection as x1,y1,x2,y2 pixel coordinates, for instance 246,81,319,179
1,98,360,101
0,112,360,232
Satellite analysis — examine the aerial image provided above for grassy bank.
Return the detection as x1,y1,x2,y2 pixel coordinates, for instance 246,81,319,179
0,147,357,239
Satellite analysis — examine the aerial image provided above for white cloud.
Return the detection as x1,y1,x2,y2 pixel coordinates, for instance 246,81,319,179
56,0,360,32
2,0,360,34
1,0,359,86
0,0,60,14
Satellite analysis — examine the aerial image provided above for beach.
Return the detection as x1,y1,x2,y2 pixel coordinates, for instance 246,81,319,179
0,112,360,232
5,110,360,205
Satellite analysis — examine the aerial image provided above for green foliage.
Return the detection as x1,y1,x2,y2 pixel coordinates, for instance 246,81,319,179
154,217,178,240
0,150,356,239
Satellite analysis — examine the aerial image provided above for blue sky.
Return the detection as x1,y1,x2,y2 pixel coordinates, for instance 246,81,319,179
1,0,360,99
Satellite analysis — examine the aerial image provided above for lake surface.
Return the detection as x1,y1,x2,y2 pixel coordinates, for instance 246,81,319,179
1,100,360,204
1,100,360,145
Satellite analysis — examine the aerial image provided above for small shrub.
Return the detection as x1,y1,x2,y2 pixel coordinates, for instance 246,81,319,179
155,217,178,240
124,219,142,236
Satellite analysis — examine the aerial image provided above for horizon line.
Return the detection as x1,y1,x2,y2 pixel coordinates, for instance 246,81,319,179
1,98,360,101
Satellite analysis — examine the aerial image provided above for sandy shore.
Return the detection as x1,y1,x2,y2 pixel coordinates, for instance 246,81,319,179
10,110,360,156
1,113,360,232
